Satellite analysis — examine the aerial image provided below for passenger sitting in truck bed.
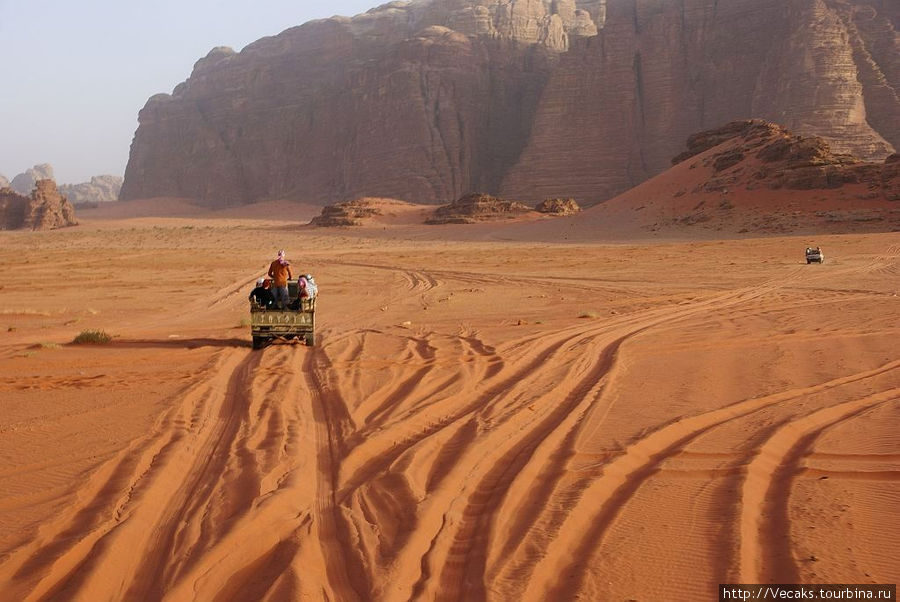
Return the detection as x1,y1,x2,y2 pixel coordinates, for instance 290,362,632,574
289,275,318,310
249,278,275,308
302,274,318,299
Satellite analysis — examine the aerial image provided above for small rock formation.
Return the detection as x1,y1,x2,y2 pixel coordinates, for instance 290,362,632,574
310,199,384,227
60,175,124,205
676,120,898,198
10,164,54,195
426,193,533,224
0,180,78,230
0,174,8,188
536,197,581,214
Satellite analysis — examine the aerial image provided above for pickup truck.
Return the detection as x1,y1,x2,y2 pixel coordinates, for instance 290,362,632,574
250,279,316,349
805,247,824,264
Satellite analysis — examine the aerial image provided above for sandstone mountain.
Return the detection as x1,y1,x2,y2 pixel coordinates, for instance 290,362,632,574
122,0,898,208
0,180,78,231
60,175,124,205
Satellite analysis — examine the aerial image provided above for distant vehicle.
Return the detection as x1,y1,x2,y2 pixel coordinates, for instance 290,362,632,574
250,278,316,349
805,247,824,264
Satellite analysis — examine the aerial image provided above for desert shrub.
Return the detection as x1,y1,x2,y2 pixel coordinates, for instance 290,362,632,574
73,330,112,345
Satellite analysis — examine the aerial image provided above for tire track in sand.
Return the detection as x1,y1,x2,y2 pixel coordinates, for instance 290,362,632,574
0,348,247,601
519,359,900,602
739,387,899,584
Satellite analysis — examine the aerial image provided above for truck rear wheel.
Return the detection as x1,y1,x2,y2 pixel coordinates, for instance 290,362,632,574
252,336,266,350
305,334,315,346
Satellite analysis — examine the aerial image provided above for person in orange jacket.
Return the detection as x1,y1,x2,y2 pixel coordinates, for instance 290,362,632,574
267,249,293,309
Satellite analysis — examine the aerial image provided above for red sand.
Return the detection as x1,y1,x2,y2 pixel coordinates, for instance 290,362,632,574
0,200,897,600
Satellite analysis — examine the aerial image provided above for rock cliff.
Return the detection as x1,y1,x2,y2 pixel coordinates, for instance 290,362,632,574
0,180,78,231
0,174,8,189
122,0,898,207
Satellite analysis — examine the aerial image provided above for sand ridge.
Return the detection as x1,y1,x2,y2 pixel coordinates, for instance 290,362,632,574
0,218,897,600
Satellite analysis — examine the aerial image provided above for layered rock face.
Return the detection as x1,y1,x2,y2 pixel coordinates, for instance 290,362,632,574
59,176,124,204
122,0,897,207
0,180,78,230
501,0,898,204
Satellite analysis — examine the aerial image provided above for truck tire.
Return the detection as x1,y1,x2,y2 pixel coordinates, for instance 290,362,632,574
252,336,265,350
305,334,315,346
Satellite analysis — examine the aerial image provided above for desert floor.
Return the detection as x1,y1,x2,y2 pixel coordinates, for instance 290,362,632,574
0,215,898,601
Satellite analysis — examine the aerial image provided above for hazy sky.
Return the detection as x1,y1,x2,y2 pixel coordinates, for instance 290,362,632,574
0,0,380,184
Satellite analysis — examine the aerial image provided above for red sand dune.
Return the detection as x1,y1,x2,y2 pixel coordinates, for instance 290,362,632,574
0,207,897,600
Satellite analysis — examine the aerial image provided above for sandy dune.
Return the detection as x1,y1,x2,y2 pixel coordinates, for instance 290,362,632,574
0,213,897,601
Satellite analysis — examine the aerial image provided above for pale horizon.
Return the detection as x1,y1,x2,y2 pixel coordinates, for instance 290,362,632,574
0,0,379,184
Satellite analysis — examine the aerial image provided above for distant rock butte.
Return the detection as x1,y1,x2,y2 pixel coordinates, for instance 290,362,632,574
11,164,54,195
0,174,9,189
60,176,124,205
426,193,533,224
122,0,897,207
8,165,123,204
0,180,78,231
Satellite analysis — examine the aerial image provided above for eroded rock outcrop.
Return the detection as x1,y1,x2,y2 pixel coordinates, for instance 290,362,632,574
536,197,581,214
0,174,8,189
310,199,384,227
0,180,78,230
122,0,897,207
677,120,899,199
426,192,532,224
